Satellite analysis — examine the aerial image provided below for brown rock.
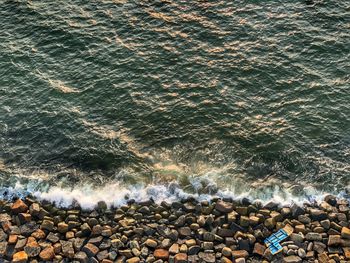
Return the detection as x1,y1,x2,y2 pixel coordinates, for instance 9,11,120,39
342,227,350,239
343,247,350,259
318,252,329,263
39,245,55,261
175,253,188,263
328,235,341,246
57,222,69,233
154,248,169,260
215,201,234,213
11,199,28,214
126,257,140,263
221,257,233,263
253,243,266,256
18,213,31,224
8,235,18,244
82,243,99,257
13,251,28,262
232,250,249,259
31,229,46,240
283,255,302,263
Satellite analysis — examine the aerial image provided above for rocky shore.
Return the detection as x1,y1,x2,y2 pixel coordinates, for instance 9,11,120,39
0,195,349,262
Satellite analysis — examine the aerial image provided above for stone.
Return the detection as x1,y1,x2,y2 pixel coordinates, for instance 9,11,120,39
31,229,46,240
222,247,232,257
215,201,234,213
39,245,55,261
154,248,169,260
60,240,74,258
57,222,69,233
328,235,341,246
11,199,28,214
12,251,28,262
290,203,304,217
320,219,330,230
46,232,60,243
240,216,250,227
221,257,233,263
305,232,322,241
24,237,41,257
253,243,266,256
290,233,304,245
283,255,302,263
297,248,306,258
309,209,327,221
145,239,157,248
126,257,140,263
203,232,215,241
81,223,92,236
8,235,18,244
231,250,249,259
217,228,234,237
82,243,99,257
169,243,179,254
174,253,188,263
198,252,216,263
178,227,191,237
41,220,54,231
74,251,88,263
188,245,200,255
342,227,350,239
18,213,31,224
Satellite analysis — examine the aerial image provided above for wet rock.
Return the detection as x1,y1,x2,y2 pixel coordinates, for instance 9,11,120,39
215,201,234,213
290,203,304,217
57,222,69,233
221,247,232,257
11,199,28,214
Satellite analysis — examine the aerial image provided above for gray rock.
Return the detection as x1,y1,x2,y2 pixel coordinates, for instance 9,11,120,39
198,252,216,263
283,255,302,263
74,251,88,263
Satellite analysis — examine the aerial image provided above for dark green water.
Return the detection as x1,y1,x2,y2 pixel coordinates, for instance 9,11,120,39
0,0,349,205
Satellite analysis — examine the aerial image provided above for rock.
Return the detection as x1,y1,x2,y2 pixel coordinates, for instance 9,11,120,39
169,243,179,254
46,232,60,243
342,227,350,239
215,201,234,213
126,257,140,263
60,240,74,258
283,255,302,263
188,245,200,255
145,239,157,248
290,233,304,245
41,220,54,231
297,248,306,258
31,229,46,239
253,243,266,256
9,234,18,244
305,232,322,241
80,223,92,236
198,252,216,263
12,251,28,262
11,199,28,214
18,213,31,224
39,245,55,261
178,227,191,237
174,253,188,263
58,222,69,233
324,195,337,206
74,251,88,263
320,219,330,229
82,243,99,257
222,247,232,257
203,232,215,241
231,250,249,259
240,216,250,227
290,203,304,217
154,249,169,260
309,209,327,221
24,237,41,257
221,257,233,263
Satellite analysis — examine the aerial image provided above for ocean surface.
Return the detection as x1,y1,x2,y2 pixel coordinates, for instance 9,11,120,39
0,0,349,207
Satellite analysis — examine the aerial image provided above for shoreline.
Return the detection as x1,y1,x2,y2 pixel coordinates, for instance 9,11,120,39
0,195,349,262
